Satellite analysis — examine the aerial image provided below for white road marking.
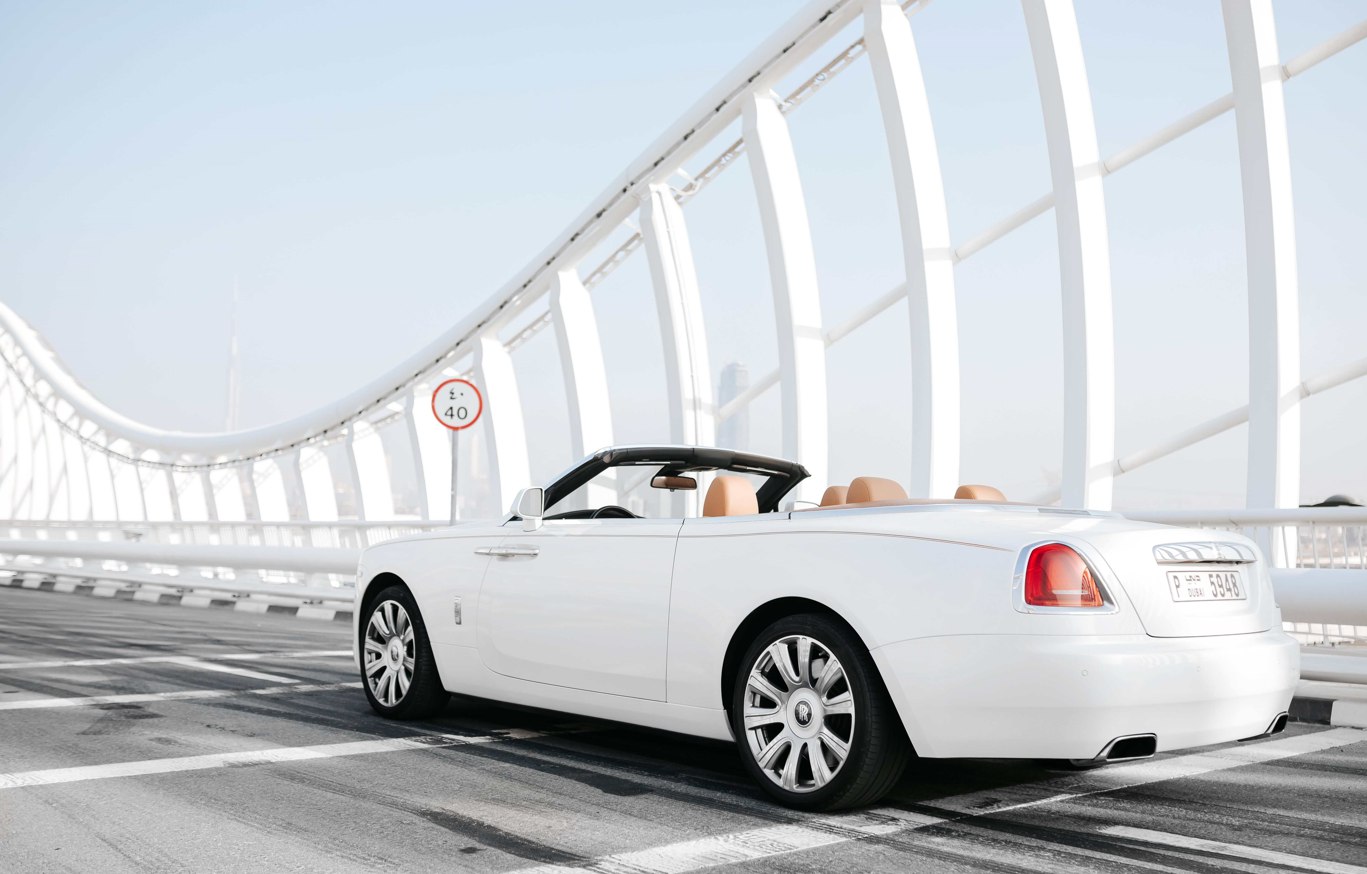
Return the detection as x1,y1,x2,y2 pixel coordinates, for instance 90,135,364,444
160,657,298,684
510,729,1366,874
1102,825,1367,874
0,726,554,790
0,649,349,672
0,681,359,711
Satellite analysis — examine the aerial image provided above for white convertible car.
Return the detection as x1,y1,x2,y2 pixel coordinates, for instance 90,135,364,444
353,445,1298,810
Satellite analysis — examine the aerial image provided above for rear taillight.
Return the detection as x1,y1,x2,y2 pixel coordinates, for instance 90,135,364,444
1024,543,1104,608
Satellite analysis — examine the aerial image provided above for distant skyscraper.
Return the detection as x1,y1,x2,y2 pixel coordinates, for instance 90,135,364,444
717,362,749,452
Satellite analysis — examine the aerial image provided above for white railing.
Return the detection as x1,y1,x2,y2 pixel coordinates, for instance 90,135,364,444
0,519,446,551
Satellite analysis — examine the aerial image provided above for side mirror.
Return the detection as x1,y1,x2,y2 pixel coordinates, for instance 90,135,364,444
514,487,544,532
651,475,697,491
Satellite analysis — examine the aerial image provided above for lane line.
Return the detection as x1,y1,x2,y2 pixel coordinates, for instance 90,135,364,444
510,728,1366,874
0,681,359,711
1101,825,1367,874
0,649,349,671
0,726,555,790
162,657,298,684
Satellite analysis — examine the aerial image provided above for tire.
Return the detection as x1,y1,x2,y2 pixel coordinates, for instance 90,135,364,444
360,584,449,719
730,613,910,810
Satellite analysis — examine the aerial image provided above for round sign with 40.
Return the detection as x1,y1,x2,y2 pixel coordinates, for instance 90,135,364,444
431,379,482,431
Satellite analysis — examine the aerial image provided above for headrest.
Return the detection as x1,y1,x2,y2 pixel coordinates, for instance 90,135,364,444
703,476,759,517
847,476,908,504
955,484,1006,502
819,485,848,507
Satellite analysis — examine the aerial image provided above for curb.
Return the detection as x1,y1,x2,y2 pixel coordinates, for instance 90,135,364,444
0,573,353,624
1290,695,1367,729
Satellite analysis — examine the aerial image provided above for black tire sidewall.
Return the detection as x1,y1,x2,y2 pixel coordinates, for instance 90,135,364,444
730,613,893,810
360,584,445,719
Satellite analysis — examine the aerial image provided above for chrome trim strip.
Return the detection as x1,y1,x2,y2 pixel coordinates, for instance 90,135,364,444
1152,541,1257,565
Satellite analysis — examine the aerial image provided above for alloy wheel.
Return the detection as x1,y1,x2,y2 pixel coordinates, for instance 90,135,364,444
364,600,415,707
742,634,856,792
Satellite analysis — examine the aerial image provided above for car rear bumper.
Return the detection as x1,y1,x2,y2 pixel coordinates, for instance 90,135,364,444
871,629,1299,760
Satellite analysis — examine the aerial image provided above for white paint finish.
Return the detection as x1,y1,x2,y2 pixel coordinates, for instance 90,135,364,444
410,383,452,523
550,270,614,506
363,450,1297,765
0,649,349,671
740,91,828,501
198,470,218,522
400,392,431,520
639,186,714,514
0,724,559,790
349,421,395,521
209,467,246,522
512,729,1366,874
474,336,531,514
298,446,339,522
1022,0,1116,510
0,682,356,712
1101,826,1367,874
252,458,291,522
864,0,960,498
478,519,681,701
1222,0,1302,524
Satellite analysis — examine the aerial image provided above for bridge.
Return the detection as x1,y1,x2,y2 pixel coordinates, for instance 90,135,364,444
3,1,1367,870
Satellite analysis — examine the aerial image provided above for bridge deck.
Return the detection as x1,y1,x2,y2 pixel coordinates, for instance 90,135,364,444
2,586,1365,873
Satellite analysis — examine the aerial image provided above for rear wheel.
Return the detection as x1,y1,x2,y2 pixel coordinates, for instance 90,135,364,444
730,613,909,810
361,585,449,719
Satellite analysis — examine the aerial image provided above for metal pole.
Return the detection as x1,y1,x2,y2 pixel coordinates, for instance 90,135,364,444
449,428,459,523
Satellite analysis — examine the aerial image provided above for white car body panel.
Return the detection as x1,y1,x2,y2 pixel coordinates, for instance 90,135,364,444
355,496,1298,761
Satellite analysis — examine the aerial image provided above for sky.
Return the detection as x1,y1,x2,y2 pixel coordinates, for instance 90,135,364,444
1,0,1364,512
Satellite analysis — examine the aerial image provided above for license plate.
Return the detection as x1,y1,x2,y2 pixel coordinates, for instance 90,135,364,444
1167,570,1246,602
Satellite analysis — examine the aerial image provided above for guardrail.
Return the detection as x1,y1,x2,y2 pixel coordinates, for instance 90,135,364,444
0,520,446,550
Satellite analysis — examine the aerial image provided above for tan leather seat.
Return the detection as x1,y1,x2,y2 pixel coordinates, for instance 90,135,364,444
847,476,908,504
703,475,759,517
955,484,1006,502
819,485,848,507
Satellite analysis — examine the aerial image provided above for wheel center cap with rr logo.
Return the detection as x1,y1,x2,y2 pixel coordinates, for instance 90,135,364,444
794,700,813,727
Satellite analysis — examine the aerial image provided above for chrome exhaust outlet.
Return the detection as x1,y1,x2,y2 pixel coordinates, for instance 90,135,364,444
1238,711,1289,742
1072,733,1157,766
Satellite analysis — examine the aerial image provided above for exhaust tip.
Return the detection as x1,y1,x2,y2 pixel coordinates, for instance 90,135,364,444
1239,712,1289,742
1102,733,1157,762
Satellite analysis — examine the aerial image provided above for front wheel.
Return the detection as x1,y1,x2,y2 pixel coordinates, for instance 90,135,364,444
730,613,909,810
361,585,449,719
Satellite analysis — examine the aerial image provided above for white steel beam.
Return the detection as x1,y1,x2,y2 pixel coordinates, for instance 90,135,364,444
864,0,960,498
1022,0,1116,510
551,269,615,510
1222,0,1301,519
411,381,452,522
348,423,395,521
199,470,219,522
640,184,714,517
474,336,530,514
741,91,828,502
400,393,431,521
164,469,181,522
278,449,309,521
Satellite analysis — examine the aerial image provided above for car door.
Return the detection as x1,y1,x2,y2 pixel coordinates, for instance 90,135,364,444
476,516,681,701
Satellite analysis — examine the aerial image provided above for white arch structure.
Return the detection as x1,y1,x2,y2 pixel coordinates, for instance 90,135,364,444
1,0,1365,533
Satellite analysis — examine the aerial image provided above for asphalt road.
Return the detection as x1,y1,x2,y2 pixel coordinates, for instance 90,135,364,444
2,585,1366,874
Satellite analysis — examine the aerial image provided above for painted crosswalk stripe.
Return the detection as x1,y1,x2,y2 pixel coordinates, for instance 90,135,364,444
1102,825,1367,874
509,728,1366,874
0,649,349,671
0,726,556,790
0,681,360,711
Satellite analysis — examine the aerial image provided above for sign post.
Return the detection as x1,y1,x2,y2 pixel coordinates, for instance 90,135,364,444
431,378,483,523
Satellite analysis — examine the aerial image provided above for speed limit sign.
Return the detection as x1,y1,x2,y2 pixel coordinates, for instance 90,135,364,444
432,378,483,431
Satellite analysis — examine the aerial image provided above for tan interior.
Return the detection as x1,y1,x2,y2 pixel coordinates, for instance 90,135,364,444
703,475,759,517
846,476,908,504
954,484,1007,502
819,485,848,507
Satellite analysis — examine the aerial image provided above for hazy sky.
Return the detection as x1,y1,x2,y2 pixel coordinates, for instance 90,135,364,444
1,0,1364,510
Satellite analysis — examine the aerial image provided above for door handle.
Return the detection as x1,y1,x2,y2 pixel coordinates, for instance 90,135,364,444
475,546,540,558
